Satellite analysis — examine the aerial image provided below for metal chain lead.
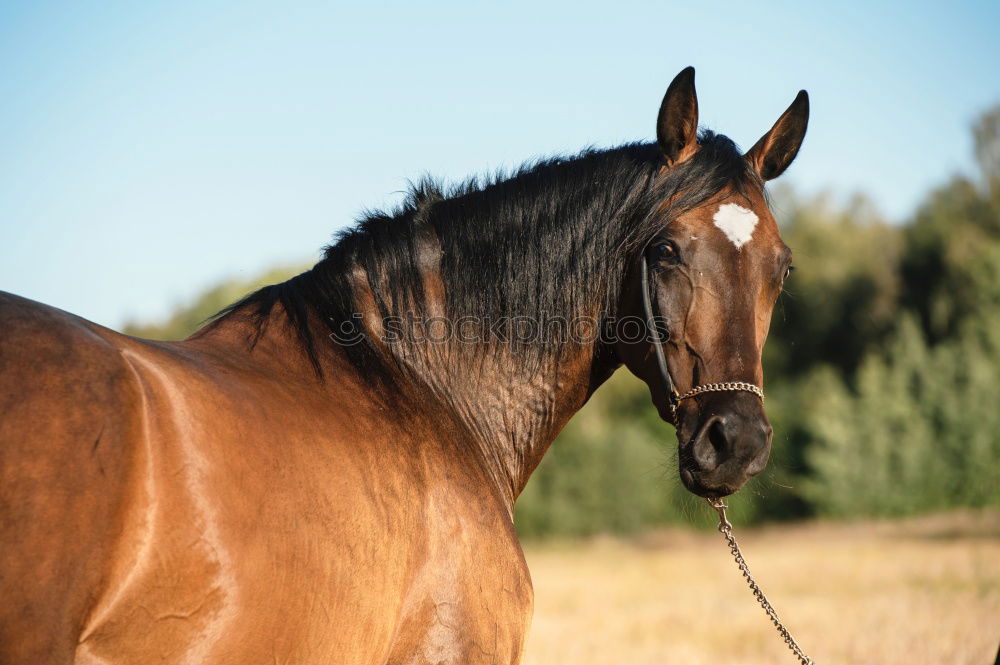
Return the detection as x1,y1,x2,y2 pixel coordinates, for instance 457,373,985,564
708,498,816,665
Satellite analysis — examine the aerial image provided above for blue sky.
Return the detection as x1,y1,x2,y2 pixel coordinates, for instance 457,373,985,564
1,0,998,329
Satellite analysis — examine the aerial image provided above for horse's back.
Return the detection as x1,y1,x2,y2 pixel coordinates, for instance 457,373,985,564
0,292,145,664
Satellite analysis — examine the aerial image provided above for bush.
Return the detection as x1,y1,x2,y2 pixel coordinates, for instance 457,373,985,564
802,313,1000,517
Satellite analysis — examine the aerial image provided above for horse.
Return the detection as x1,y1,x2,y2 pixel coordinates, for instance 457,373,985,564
0,67,808,664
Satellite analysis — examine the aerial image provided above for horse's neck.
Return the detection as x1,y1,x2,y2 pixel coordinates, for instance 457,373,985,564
200,302,615,513
355,221,627,510
383,330,617,512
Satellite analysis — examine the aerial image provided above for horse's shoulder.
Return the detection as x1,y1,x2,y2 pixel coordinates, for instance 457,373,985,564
384,481,533,664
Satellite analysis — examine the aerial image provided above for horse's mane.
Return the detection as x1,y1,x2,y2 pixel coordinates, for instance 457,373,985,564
220,131,760,385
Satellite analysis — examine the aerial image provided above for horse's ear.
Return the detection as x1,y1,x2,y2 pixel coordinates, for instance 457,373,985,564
745,90,809,181
657,66,699,167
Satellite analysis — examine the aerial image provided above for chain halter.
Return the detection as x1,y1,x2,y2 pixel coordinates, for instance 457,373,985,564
640,249,816,664
638,252,763,422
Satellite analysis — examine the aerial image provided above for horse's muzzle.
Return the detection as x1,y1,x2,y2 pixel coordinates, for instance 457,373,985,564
676,392,772,498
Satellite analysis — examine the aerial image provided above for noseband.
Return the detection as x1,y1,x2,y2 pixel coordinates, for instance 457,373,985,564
639,251,764,424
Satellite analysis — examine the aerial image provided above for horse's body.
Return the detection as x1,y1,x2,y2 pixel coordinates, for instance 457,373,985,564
1,68,809,663
1,292,533,663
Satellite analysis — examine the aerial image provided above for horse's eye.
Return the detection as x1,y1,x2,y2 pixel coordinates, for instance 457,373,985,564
783,265,795,280
655,241,680,264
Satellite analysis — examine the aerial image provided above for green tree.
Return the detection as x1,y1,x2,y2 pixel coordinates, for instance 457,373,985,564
765,188,902,380
902,106,1000,342
799,105,1000,518
802,311,1000,517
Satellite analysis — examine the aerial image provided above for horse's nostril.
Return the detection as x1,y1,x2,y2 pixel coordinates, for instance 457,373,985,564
690,416,726,471
708,418,729,457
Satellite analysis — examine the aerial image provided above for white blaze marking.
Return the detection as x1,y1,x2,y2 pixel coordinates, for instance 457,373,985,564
712,203,759,249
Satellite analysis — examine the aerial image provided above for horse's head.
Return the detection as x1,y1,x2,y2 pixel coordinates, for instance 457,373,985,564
617,67,808,498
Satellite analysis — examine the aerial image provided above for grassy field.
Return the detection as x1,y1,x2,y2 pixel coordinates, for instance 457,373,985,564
521,510,999,665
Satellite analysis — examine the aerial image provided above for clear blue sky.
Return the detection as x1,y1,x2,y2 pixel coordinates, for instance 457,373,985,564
1,0,998,329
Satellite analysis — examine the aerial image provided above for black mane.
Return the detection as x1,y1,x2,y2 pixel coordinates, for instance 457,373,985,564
222,131,760,385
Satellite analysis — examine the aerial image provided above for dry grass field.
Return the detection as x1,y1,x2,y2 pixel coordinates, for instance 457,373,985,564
521,510,999,665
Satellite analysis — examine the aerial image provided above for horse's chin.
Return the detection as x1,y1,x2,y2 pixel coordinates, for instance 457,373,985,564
679,466,743,499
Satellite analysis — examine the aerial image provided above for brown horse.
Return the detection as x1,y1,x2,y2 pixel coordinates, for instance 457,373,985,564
0,67,807,664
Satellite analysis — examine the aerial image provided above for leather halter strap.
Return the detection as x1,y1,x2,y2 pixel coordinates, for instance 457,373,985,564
639,251,764,424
